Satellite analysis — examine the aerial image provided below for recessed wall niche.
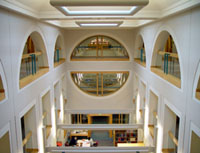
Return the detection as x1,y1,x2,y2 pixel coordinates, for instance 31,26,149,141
151,31,181,88
41,90,52,141
134,35,146,67
148,90,158,145
190,130,200,153
20,106,38,153
54,35,66,67
0,132,11,153
19,32,49,89
162,105,180,153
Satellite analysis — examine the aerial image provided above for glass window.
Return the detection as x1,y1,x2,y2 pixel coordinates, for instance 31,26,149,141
71,72,129,96
71,35,129,61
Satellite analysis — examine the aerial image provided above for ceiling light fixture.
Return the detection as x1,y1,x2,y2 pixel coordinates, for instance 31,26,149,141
50,0,149,16
76,21,123,27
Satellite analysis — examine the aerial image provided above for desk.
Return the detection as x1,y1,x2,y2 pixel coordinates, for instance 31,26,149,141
77,140,91,147
70,131,88,139
117,143,145,147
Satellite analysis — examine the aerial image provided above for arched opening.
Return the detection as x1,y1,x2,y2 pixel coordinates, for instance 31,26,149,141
19,32,49,89
0,61,6,102
54,35,66,67
70,35,129,61
151,31,181,88
134,35,146,67
0,75,5,101
195,77,200,100
71,71,129,96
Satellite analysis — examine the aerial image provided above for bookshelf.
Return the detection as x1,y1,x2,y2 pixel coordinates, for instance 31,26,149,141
114,130,137,146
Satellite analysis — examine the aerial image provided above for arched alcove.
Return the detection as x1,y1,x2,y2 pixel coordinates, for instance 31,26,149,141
151,31,181,88
0,61,6,102
0,76,5,101
70,35,129,61
54,35,66,67
134,35,146,67
196,78,200,100
194,63,200,101
19,32,49,89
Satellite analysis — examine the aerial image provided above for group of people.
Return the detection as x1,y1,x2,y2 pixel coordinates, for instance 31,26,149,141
65,136,98,147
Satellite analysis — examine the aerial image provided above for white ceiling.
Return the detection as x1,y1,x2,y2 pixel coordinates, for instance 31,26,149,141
1,0,200,28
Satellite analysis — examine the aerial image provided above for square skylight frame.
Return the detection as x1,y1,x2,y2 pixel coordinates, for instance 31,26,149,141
50,0,149,16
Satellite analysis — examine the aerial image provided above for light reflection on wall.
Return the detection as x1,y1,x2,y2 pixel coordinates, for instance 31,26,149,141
60,93,64,123
136,92,140,123
51,105,56,141
38,122,44,153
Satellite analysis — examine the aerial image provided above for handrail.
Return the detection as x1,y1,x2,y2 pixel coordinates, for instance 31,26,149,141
42,111,47,119
162,148,175,153
153,111,158,119
26,148,39,153
22,51,42,59
46,125,52,139
57,124,143,130
133,98,135,104
157,51,178,59
22,131,32,146
57,109,61,118
168,131,178,146
46,146,155,153
148,125,154,138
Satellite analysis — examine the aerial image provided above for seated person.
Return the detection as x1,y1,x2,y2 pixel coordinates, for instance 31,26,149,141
69,137,77,146
88,137,93,146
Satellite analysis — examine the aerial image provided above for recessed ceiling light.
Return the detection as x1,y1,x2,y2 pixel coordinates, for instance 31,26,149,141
61,6,137,15
76,21,123,27
50,0,149,16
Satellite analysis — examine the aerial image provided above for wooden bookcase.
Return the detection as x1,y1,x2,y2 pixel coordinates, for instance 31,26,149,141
114,130,137,146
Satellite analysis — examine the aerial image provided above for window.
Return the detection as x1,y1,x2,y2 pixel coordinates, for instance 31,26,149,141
71,71,129,96
71,35,129,61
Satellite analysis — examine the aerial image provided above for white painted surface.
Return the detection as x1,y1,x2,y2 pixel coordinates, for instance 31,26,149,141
0,4,199,153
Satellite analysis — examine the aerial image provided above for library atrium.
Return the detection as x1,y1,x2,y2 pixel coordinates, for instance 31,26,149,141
0,0,200,153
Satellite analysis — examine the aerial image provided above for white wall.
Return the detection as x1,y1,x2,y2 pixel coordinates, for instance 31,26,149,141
0,4,200,153
134,6,200,153
64,29,135,111
0,8,66,153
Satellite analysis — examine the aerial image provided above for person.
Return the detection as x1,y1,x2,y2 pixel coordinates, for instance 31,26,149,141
69,136,77,146
88,137,93,146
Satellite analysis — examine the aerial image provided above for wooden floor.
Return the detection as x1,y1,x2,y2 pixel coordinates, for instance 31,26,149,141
151,67,181,88
117,143,145,147
134,58,146,67
19,68,49,89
